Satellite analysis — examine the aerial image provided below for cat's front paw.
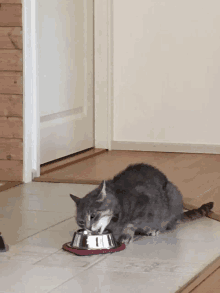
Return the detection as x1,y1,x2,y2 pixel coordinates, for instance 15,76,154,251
146,230,159,237
118,234,132,246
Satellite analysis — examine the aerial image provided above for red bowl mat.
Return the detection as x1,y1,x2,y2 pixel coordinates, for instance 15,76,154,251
62,242,126,256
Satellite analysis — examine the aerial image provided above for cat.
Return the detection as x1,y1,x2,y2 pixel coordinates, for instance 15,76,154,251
70,163,214,245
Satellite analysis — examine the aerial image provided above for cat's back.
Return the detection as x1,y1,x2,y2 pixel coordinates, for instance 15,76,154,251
110,163,168,190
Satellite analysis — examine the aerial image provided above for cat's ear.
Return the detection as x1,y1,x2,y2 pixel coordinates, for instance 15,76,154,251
70,194,81,205
97,181,107,202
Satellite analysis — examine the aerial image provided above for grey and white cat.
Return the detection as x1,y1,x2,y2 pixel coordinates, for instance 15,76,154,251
70,163,214,245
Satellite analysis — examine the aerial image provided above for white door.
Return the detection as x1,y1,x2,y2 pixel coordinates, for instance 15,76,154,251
37,0,94,164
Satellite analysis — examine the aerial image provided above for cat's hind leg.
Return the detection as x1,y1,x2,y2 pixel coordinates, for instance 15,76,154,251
166,217,178,231
135,228,159,237
118,224,136,245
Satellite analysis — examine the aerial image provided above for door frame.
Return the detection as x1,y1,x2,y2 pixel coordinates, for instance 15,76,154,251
23,0,40,183
94,0,113,151
22,0,113,183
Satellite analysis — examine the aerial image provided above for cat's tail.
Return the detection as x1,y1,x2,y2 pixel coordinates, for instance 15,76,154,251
181,202,214,222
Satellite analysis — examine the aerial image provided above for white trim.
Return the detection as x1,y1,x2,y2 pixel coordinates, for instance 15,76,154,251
111,141,220,154
107,0,113,150
83,0,88,117
23,0,40,183
94,0,113,149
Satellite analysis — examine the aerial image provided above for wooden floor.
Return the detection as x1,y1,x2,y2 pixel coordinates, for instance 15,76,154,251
0,181,22,192
40,148,106,176
35,149,220,221
191,267,220,293
34,148,220,293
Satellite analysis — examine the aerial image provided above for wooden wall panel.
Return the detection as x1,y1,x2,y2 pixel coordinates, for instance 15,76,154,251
0,27,22,49
0,94,22,117
0,160,23,181
0,49,22,71
0,72,22,94
0,2,23,182
0,4,22,27
0,1,21,3
0,117,22,138
0,138,22,160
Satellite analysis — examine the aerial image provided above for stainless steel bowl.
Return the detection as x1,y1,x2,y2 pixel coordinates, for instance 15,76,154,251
70,229,117,250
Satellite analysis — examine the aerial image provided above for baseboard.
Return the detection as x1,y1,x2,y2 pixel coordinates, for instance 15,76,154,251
111,141,220,154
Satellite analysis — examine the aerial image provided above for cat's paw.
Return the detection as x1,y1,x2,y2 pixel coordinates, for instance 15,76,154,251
147,230,159,237
118,234,132,246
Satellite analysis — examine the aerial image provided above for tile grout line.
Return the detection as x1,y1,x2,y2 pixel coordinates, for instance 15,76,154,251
13,208,75,214
47,254,109,293
14,216,75,245
33,248,65,266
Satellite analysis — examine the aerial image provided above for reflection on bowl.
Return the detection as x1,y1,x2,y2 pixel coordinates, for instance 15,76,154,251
70,229,117,250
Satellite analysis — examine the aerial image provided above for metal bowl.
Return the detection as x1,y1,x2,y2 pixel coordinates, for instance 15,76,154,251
70,229,117,250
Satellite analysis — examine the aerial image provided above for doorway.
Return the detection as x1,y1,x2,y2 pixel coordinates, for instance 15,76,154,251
23,0,112,183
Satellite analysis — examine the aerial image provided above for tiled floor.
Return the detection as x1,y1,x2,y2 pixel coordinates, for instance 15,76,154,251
1,182,220,293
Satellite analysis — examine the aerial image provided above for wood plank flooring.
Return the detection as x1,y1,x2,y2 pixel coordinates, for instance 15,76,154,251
35,149,220,221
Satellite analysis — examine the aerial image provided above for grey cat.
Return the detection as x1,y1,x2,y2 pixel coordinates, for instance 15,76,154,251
70,163,214,245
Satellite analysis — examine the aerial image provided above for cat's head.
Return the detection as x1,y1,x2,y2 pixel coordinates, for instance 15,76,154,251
70,181,116,234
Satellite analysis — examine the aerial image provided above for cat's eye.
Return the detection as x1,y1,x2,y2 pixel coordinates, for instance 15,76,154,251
78,220,84,226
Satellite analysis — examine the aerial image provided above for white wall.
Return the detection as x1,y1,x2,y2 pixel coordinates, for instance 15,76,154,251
113,0,220,147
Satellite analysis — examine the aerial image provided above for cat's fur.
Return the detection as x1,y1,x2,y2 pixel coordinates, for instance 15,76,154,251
70,163,214,245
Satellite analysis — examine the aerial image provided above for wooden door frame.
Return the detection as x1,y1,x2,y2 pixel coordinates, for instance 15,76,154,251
22,0,113,183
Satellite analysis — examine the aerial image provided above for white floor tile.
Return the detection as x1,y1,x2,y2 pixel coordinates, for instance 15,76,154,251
174,217,220,242
0,261,80,293
12,229,72,253
35,250,107,275
0,182,96,212
48,216,77,231
0,210,73,245
0,250,50,265
49,267,188,293
49,232,220,293
1,182,220,293
0,182,96,198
